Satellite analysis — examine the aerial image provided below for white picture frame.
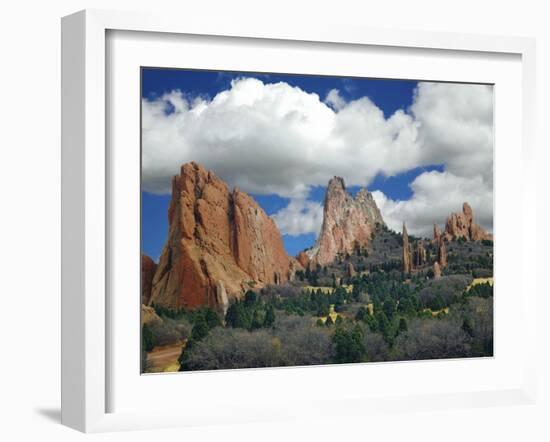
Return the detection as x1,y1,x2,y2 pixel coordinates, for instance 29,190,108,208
61,9,537,433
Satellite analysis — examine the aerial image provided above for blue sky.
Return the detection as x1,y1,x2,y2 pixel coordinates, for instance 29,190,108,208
141,68,464,260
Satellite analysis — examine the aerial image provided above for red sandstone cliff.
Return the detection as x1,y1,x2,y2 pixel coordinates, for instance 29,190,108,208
148,162,292,311
307,177,384,266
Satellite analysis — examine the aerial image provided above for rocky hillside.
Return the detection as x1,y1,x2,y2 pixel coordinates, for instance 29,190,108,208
146,162,296,313
306,176,384,266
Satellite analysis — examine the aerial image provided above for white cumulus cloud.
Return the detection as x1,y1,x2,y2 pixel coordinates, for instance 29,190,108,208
142,77,493,238
372,170,493,238
324,88,346,111
271,198,324,236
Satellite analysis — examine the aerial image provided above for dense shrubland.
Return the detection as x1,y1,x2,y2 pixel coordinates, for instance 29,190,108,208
142,233,494,373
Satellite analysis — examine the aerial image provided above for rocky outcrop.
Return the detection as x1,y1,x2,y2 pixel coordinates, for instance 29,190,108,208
296,251,310,269
431,221,448,270
443,202,492,242
438,237,447,268
432,224,448,268
141,255,157,305
433,223,441,244
231,189,291,284
414,240,427,267
433,262,441,280
288,258,302,282
307,177,384,266
402,223,412,274
149,162,292,310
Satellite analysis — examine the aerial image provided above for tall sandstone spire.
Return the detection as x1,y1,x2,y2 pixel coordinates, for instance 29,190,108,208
433,223,441,243
414,240,427,267
433,223,447,268
402,222,412,274
438,236,447,268
307,177,384,266
148,162,292,311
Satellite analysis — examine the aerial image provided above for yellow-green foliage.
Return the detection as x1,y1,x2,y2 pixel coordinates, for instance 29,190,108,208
467,277,494,291
318,304,340,324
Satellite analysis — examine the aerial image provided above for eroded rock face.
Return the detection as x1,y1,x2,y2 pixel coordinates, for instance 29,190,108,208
308,177,384,266
141,255,157,305
402,223,412,274
232,189,290,286
149,162,291,310
433,224,441,244
433,262,442,280
444,202,492,241
296,251,310,269
288,258,302,282
438,238,448,268
432,223,448,268
414,240,427,267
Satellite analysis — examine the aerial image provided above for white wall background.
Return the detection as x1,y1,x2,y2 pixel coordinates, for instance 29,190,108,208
0,1,547,441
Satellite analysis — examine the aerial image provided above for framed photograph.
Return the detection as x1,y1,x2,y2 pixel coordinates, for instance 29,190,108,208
61,9,537,432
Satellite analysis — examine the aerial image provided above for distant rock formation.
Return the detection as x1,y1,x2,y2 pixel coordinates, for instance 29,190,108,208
432,222,448,269
296,251,310,268
347,262,356,278
433,261,442,280
148,162,292,311
414,240,427,267
141,255,157,305
438,236,448,268
402,225,431,274
433,223,442,244
307,177,384,266
288,258,302,282
443,202,492,241
402,222,412,274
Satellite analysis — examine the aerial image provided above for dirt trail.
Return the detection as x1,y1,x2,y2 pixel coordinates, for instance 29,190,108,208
146,341,184,373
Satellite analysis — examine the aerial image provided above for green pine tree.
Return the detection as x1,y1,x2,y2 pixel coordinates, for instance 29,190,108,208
264,305,275,327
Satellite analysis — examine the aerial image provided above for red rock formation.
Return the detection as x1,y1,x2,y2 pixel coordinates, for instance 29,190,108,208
141,255,157,305
296,251,310,269
432,223,448,268
433,223,441,244
347,262,356,278
444,202,492,242
232,189,290,285
438,238,448,268
288,258,302,282
307,177,384,266
414,240,427,267
433,261,441,280
402,222,412,274
149,162,292,310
